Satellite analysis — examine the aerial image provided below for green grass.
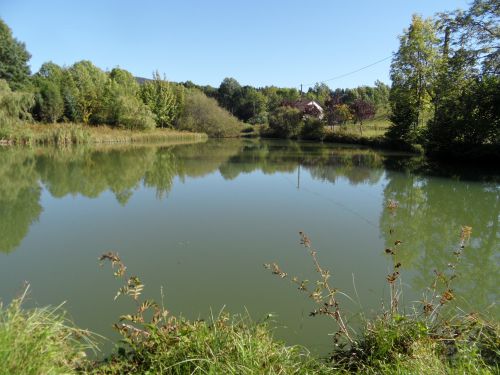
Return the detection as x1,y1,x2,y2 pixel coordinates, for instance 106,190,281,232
326,116,391,139
330,313,499,375
0,287,97,375
85,314,332,375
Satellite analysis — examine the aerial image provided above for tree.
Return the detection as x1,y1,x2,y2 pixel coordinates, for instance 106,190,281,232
427,1,499,154
68,61,108,124
103,69,155,130
32,62,66,123
306,83,331,106
327,103,352,126
140,71,180,128
33,80,64,123
235,86,267,123
350,99,375,135
388,15,439,143
0,19,31,90
218,77,241,114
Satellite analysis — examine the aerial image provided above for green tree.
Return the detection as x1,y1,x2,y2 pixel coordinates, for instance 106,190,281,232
140,71,180,128
306,83,331,106
0,19,31,90
429,1,499,154
68,61,108,124
218,77,242,114
100,67,155,130
388,15,439,144
235,86,267,123
33,80,64,123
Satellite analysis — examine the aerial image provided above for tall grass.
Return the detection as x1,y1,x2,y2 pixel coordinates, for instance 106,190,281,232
86,314,331,375
0,286,97,375
0,123,207,146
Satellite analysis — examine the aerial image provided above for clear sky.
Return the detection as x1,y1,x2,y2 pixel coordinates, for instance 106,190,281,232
1,0,469,89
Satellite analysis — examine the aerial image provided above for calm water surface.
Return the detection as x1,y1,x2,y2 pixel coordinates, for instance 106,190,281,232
0,139,498,354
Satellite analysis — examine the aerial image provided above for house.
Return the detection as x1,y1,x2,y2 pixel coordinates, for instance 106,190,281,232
288,98,324,119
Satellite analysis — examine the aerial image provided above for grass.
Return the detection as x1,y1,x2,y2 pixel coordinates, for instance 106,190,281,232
0,286,97,375
326,116,391,139
330,313,499,375
85,314,331,375
0,123,207,146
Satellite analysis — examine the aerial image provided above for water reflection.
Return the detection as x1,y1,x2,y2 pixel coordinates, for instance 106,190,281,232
380,167,499,316
0,140,498,319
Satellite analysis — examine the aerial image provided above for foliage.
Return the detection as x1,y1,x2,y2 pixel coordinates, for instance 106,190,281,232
325,103,352,126
268,106,304,138
388,14,439,144
0,18,31,90
67,61,108,124
388,2,499,159
178,89,243,137
140,71,182,128
235,85,268,122
104,69,156,130
0,287,96,375
217,77,242,114
0,79,33,131
32,79,64,123
301,117,326,141
350,98,376,135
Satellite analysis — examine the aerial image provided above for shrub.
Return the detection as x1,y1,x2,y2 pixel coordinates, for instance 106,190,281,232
301,117,326,141
178,89,243,138
268,106,303,138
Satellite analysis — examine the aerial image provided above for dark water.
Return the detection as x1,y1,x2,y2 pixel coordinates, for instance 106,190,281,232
0,139,498,354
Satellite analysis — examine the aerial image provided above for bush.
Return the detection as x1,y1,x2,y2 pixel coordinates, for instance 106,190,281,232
178,89,243,138
301,117,326,141
268,106,303,138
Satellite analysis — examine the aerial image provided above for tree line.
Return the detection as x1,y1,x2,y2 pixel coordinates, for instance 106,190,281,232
0,19,242,137
182,77,390,137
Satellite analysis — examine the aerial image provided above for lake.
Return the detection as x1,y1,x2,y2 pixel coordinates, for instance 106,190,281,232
0,139,498,354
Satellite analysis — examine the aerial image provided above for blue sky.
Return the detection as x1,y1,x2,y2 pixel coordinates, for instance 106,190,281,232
1,0,469,89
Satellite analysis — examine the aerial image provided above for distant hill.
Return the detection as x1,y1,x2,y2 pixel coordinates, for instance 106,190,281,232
135,76,151,85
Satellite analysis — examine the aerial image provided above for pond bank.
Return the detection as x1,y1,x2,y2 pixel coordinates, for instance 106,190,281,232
2,281,498,374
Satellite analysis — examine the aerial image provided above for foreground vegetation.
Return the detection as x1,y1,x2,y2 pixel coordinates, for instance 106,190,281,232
1,221,498,374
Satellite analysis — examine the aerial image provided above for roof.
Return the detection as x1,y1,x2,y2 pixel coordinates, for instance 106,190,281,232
292,98,324,112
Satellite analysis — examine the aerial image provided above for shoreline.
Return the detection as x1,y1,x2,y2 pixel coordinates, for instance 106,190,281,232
0,123,207,146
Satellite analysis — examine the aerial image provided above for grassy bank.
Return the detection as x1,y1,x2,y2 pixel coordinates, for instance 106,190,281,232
0,123,207,146
2,292,497,374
